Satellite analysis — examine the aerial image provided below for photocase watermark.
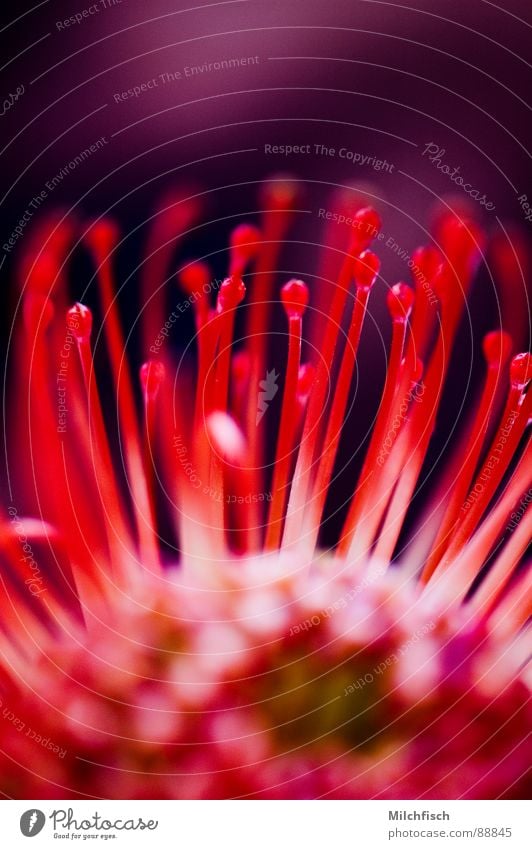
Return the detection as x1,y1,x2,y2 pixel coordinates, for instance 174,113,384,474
256,369,279,424
56,0,123,30
173,434,272,504
377,381,426,466
150,277,224,355
0,697,66,759
3,136,109,255
421,143,495,211
343,621,436,695
1,83,24,117
20,809,46,837
7,505,46,597
20,807,160,838
113,56,260,103
317,208,438,306
506,488,532,532
50,808,158,835
517,193,532,224
462,409,520,513
288,565,385,636
265,143,394,173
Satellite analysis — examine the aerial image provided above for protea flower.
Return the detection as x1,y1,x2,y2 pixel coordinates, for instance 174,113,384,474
1,181,530,800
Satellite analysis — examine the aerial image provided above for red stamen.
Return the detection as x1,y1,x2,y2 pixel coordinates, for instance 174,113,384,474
304,251,380,553
486,565,532,639
294,364,315,432
489,227,531,351
176,261,217,430
406,245,442,360
140,360,166,404
421,330,513,582
84,222,161,573
425,440,531,607
18,212,75,308
265,280,308,550
229,223,261,278
140,189,202,356
282,208,381,549
470,496,531,620
340,282,415,564
206,412,253,552
140,360,166,567
20,294,109,605
245,179,300,469
230,350,250,428
213,276,246,413
200,277,246,530
436,214,485,299
178,261,212,330
68,303,135,584
366,266,460,568
438,352,531,567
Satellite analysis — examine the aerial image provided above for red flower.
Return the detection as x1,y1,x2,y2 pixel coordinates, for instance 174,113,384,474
0,181,530,799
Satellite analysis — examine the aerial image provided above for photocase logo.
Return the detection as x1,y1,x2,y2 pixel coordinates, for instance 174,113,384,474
256,369,279,424
20,810,46,837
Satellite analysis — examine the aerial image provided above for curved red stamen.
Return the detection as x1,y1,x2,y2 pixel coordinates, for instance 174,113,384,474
339,282,415,563
67,303,135,584
140,189,202,356
84,223,161,572
305,252,380,552
436,352,531,570
422,330,513,582
229,223,262,278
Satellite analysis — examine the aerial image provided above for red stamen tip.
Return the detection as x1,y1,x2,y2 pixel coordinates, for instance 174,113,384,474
411,246,442,283
437,214,485,266
352,250,381,290
84,219,120,259
217,276,246,312
510,352,532,389
281,279,309,318
140,360,166,400
350,207,382,253
67,303,92,343
178,261,211,295
483,330,513,366
387,282,415,322
26,251,60,297
230,224,261,271
151,188,203,241
261,177,300,211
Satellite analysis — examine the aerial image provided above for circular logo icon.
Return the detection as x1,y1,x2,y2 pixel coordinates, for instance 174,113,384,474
20,810,46,837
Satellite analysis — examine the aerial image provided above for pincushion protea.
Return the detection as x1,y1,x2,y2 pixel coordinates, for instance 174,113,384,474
0,181,530,800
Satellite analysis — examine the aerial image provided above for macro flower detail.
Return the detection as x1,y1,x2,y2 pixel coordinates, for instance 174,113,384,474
0,181,530,800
